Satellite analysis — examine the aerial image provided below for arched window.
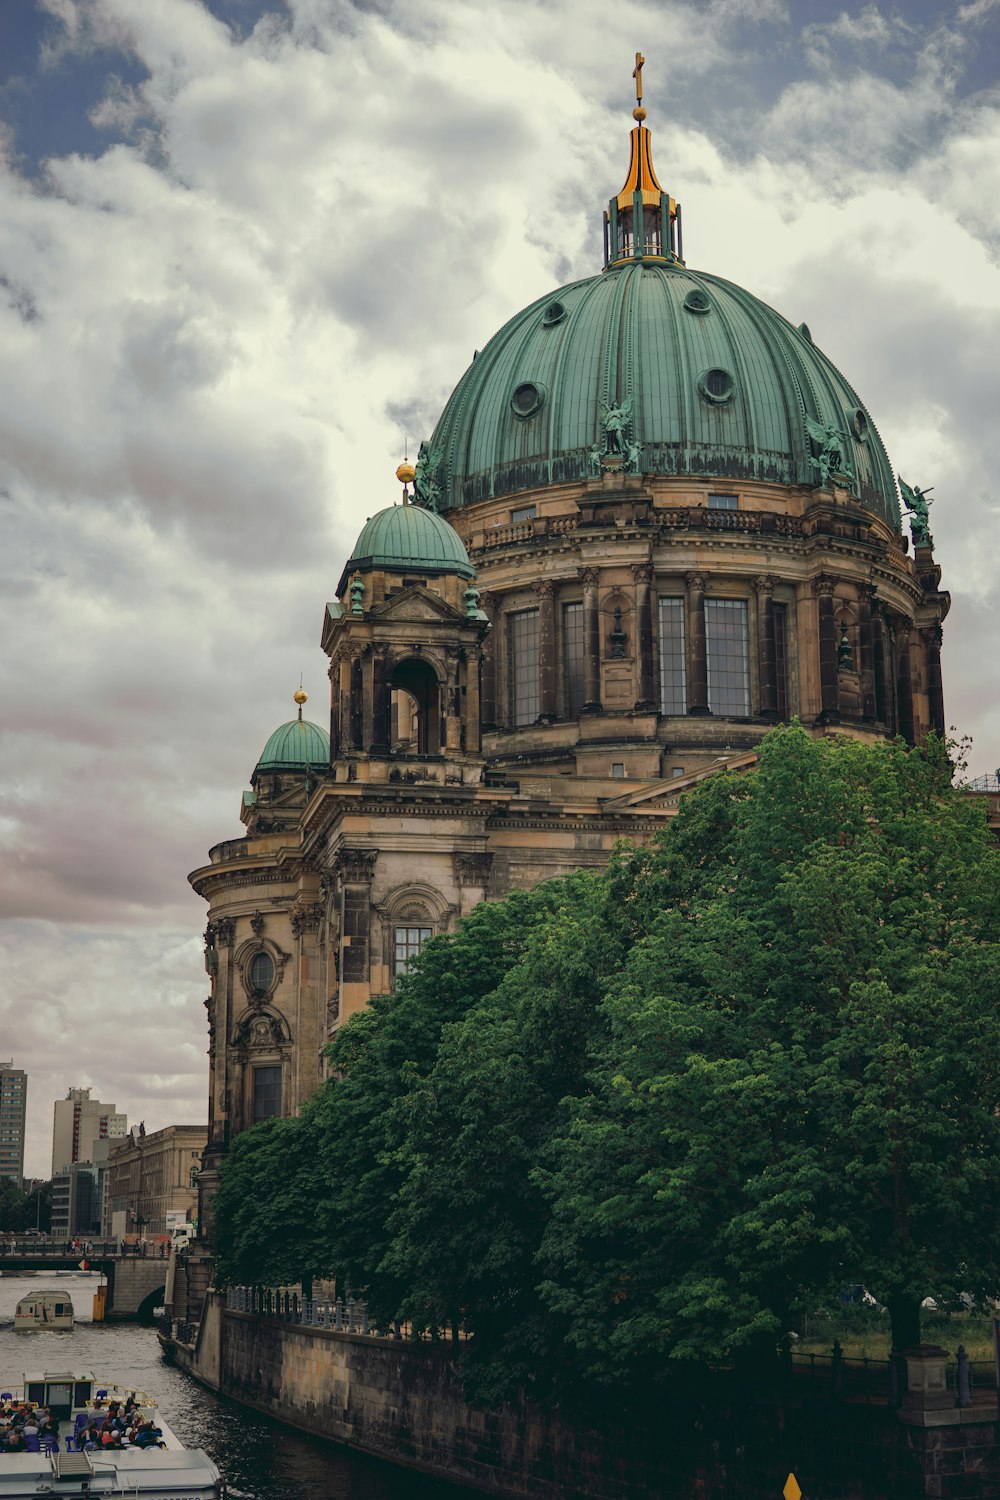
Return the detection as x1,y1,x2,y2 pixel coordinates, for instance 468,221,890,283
391,657,441,755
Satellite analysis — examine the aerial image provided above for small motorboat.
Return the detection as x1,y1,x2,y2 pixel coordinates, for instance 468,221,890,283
0,1371,224,1497
13,1292,73,1331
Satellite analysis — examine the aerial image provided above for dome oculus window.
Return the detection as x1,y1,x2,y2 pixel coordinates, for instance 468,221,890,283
683,288,711,314
698,368,735,406
248,951,275,994
510,382,545,419
851,408,869,441
541,301,566,326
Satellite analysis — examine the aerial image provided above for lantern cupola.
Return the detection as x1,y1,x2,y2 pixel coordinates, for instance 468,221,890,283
603,53,683,268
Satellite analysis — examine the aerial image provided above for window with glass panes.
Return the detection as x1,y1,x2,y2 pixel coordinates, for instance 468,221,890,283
658,597,686,713
252,1066,281,1122
706,599,750,716
395,925,432,975
508,609,540,726
562,602,584,718
707,493,738,510
773,602,789,720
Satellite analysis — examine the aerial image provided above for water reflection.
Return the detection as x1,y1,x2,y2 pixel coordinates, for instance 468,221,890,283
0,1274,475,1500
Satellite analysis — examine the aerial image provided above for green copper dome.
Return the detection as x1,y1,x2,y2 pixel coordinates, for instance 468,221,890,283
423,260,900,528
337,501,475,594
256,717,330,772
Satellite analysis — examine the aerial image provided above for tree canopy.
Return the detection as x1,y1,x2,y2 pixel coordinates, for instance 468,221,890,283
213,727,1000,1396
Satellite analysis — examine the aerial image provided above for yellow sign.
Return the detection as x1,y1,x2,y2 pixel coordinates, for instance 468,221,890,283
783,1475,802,1500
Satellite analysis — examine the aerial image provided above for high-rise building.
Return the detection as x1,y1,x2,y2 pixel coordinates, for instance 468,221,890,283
51,1087,127,1177
0,1061,27,1188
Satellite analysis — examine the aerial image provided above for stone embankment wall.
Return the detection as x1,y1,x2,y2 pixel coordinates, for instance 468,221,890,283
169,1295,1000,1499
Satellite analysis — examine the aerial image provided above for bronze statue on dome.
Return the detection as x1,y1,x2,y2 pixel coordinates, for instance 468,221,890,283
899,478,934,547
806,414,854,488
413,441,443,511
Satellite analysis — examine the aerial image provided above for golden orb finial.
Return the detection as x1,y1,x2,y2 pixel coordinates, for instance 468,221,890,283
632,105,647,122
294,688,308,705
396,458,416,505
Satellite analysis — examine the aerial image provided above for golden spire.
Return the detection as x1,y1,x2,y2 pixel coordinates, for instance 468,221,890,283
617,52,665,210
294,681,308,720
603,54,684,268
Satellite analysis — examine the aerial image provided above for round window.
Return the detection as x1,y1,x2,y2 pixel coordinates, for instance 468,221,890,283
249,951,275,993
510,382,545,418
698,368,735,405
798,322,813,343
542,301,566,326
683,288,711,314
851,408,869,441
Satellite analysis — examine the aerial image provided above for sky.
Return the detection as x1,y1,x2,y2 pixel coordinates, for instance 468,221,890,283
1,0,998,1179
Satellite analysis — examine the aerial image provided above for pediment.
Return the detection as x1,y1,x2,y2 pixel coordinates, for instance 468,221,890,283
599,752,760,811
371,586,464,624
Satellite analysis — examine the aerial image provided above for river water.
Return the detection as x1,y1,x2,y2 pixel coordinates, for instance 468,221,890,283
0,1272,477,1499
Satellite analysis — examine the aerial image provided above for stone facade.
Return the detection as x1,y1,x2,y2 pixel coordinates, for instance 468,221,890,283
105,1123,207,1238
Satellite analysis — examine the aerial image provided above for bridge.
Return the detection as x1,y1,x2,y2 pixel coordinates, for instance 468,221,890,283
0,1240,169,1320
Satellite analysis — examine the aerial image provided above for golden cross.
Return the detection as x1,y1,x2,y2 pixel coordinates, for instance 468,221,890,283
633,51,645,104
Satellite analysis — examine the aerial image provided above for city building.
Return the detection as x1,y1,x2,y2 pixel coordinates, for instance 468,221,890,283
51,1086,127,1178
188,76,953,1235
0,1061,27,1188
106,1124,207,1241
50,1161,103,1241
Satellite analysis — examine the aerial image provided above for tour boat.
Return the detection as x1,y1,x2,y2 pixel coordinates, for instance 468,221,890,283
13,1291,74,1331
0,1371,224,1498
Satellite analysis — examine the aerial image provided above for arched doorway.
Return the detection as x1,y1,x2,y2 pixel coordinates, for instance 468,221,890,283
391,658,441,756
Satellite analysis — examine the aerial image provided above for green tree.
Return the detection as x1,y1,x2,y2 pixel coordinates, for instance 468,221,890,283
0,1178,28,1231
535,728,1000,1369
382,868,636,1403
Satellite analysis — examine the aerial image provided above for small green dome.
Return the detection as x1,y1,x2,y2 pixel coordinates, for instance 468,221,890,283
256,718,330,772
337,502,474,594
425,260,900,528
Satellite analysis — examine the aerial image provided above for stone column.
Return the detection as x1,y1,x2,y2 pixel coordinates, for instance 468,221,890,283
348,651,364,750
923,626,945,738
338,654,352,755
336,849,377,1023
858,585,877,722
754,574,778,720
369,646,389,753
445,647,463,752
535,580,557,721
479,592,498,731
896,621,915,745
632,562,656,710
580,567,601,713
872,610,890,729
814,575,839,724
464,647,482,754
328,657,342,760
685,571,710,714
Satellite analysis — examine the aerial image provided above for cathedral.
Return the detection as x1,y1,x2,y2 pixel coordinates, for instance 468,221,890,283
191,64,949,1230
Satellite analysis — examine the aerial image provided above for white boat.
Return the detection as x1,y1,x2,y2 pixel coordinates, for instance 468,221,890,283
0,1371,224,1498
13,1292,74,1331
